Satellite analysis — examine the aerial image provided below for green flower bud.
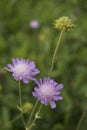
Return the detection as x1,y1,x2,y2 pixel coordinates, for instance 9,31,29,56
23,102,33,113
54,16,76,31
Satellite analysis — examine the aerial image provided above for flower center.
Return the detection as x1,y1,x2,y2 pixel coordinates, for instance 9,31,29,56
39,83,55,98
14,63,29,77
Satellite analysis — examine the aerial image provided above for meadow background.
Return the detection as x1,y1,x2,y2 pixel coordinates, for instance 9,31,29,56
0,0,87,130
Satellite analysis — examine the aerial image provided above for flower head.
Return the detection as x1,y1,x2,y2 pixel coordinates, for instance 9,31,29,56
5,58,40,84
23,102,33,113
29,20,39,29
54,16,76,31
32,77,64,109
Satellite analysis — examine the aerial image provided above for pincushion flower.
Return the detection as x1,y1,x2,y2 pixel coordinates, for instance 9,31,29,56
5,58,40,84
29,20,39,29
32,77,64,109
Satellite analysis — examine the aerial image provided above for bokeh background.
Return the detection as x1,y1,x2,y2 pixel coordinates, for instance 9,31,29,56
0,0,87,130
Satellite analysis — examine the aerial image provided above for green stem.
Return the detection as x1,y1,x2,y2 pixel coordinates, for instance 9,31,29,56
48,29,64,77
27,99,39,127
18,80,26,128
27,104,43,130
76,105,87,130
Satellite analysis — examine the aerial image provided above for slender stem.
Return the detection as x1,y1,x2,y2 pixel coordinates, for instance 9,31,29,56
48,29,64,77
76,105,87,130
18,80,26,128
27,99,39,127
27,104,43,130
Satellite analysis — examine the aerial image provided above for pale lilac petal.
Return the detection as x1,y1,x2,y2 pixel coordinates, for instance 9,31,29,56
57,96,63,100
32,92,37,97
23,79,28,84
7,64,13,69
40,79,43,84
54,91,61,95
33,79,40,85
56,84,64,90
49,79,54,85
31,69,40,75
12,58,18,65
43,77,47,83
53,96,59,101
29,61,35,69
34,87,39,92
41,99,47,105
50,101,56,109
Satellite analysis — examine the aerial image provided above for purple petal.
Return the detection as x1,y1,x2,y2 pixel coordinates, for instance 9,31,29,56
12,58,18,65
31,69,40,75
57,96,63,100
32,92,37,97
53,82,58,86
7,64,13,69
47,77,50,82
34,87,39,92
26,59,29,64
23,79,28,84
43,77,47,83
54,91,61,95
49,101,56,109
50,79,56,85
53,95,62,101
49,79,54,85
34,79,40,85
34,68,40,74
12,73,18,79
39,79,43,84
29,77,39,84
14,76,19,80
29,61,35,69
56,84,64,90
41,99,47,105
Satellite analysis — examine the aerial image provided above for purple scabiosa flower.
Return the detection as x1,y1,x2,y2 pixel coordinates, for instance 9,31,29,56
29,20,39,29
5,58,40,84
32,77,64,109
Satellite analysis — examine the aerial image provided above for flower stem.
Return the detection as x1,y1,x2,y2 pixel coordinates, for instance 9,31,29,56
27,99,39,127
18,80,26,128
48,29,64,77
76,105,87,130
27,104,43,130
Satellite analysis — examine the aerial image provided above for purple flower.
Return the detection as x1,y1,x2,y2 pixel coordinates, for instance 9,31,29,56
5,58,40,84
29,20,39,28
32,77,64,109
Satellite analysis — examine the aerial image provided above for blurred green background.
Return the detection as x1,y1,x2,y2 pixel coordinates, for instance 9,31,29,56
0,0,87,130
